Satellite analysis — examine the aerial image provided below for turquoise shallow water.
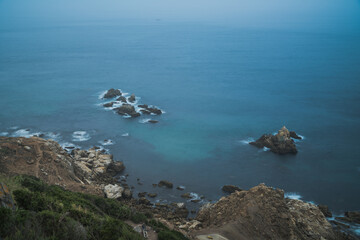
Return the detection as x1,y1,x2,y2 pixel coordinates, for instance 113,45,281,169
1,17,360,215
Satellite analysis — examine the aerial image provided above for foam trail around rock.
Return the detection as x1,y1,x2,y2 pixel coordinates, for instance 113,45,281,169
72,131,91,142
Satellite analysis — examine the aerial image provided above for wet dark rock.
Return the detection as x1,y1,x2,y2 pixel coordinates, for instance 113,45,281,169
148,120,158,124
318,205,332,218
147,193,157,198
140,109,151,115
128,94,136,103
138,104,148,108
138,197,151,205
176,186,185,191
114,104,140,118
250,126,298,154
191,199,201,203
138,192,147,198
117,96,127,103
104,88,121,99
222,185,242,194
147,107,162,115
336,211,360,224
103,102,115,108
106,162,125,176
122,188,132,199
158,180,173,188
290,131,302,140
181,193,192,199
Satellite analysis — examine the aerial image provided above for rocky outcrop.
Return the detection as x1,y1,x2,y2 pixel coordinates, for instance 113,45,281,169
336,211,360,224
103,88,121,99
71,148,125,183
222,185,242,194
195,184,338,240
100,88,163,121
0,137,125,197
250,126,298,154
318,204,332,217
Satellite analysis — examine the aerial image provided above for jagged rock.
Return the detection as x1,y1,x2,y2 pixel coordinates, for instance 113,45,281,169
106,161,125,176
103,184,124,199
103,88,121,99
318,204,332,218
176,186,185,191
117,96,127,103
222,185,242,194
114,104,136,115
197,184,337,240
138,104,148,108
128,94,136,103
158,180,173,188
174,206,189,218
250,126,298,154
103,102,115,108
140,109,151,115
290,131,302,140
0,183,16,210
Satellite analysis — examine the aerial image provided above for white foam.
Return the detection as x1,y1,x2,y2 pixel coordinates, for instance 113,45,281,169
0,132,9,136
11,129,42,138
239,138,255,145
45,132,61,141
98,90,108,99
99,139,114,146
9,126,19,130
139,118,151,124
72,131,91,142
298,135,305,140
284,192,302,200
60,142,80,151
178,185,186,190
263,147,270,151
187,192,203,203
121,133,129,137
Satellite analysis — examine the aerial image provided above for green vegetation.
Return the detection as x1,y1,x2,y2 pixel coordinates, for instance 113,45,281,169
0,175,189,240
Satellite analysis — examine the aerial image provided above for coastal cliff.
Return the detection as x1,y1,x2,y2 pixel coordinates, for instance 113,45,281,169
0,136,359,240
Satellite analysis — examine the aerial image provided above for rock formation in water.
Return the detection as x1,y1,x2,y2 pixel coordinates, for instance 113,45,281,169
250,126,298,154
103,88,121,99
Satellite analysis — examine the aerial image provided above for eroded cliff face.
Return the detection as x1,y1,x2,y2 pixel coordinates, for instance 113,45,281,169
195,184,338,240
0,136,123,196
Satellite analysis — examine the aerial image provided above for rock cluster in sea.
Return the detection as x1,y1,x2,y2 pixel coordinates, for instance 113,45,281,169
250,126,300,154
101,88,163,123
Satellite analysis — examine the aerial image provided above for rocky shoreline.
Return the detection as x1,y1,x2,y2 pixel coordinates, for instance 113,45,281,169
1,136,359,239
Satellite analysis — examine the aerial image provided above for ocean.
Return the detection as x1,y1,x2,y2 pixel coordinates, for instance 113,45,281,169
0,18,360,214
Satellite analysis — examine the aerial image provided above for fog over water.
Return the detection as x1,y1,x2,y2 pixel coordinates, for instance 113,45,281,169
1,0,360,216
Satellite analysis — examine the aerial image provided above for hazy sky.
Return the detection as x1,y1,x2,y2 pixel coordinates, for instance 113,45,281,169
0,0,359,30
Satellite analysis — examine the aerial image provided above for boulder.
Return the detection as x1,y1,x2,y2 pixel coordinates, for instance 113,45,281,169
138,197,151,205
222,185,242,194
147,193,157,198
158,180,173,188
106,161,125,176
103,88,121,99
147,107,162,115
117,96,127,103
103,102,115,108
128,94,136,103
122,188,132,199
176,186,185,191
138,104,148,108
250,126,298,154
140,109,151,115
138,192,147,198
103,184,124,199
181,193,192,199
114,104,139,117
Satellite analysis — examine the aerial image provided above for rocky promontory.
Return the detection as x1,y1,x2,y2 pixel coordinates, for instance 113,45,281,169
250,126,299,154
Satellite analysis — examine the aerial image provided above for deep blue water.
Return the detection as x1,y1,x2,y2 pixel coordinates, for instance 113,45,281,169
1,18,360,214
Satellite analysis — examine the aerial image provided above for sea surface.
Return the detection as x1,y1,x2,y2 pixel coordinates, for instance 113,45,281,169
1,16,360,215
